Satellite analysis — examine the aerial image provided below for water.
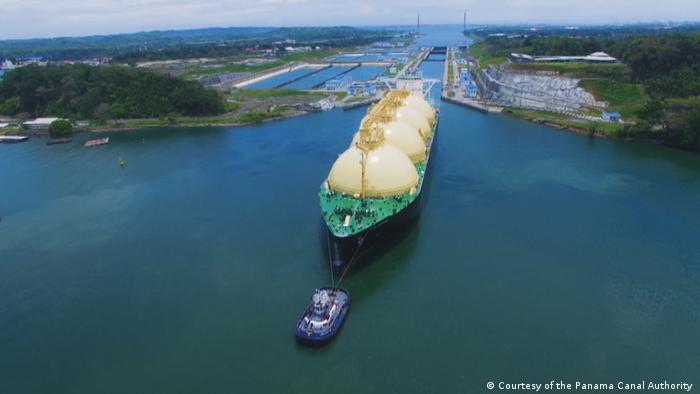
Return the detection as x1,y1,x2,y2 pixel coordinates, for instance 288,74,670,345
284,66,350,89
243,67,315,89
332,54,384,62
342,65,386,82
332,54,407,63
2,25,700,393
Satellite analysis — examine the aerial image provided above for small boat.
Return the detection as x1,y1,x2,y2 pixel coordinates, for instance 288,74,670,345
84,137,109,147
47,137,73,145
0,135,29,143
294,287,350,344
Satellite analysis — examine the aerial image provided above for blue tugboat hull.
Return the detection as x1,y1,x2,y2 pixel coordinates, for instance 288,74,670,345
294,287,350,344
294,304,349,344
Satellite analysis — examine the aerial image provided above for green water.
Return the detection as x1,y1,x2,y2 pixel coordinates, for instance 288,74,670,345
2,27,700,393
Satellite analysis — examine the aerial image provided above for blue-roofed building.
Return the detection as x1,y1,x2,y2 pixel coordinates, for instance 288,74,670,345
465,81,478,99
348,82,377,96
602,111,621,123
459,68,478,99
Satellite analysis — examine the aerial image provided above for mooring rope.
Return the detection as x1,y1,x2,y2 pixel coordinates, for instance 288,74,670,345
325,229,335,289
336,229,370,285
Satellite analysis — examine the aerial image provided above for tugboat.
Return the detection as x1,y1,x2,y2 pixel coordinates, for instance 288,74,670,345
294,287,350,344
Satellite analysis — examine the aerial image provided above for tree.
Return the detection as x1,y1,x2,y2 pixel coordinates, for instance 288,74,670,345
636,100,667,129
0,97,18,115
683,107,700,152
93,103,110,125
0,64,225,120
109,102,127,119
49,119,73,137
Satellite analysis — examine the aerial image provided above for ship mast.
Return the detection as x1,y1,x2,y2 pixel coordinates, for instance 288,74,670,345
354,91,412,197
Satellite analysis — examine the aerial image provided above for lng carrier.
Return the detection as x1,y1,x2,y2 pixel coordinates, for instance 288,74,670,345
319,89,438,267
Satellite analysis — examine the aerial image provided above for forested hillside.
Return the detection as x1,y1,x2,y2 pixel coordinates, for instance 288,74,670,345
0,65,224,119
481,33,700,98
475,31,700,151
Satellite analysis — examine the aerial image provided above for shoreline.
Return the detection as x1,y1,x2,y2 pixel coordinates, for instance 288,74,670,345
89,110,310,133
501,110,670,147
1,110,312,137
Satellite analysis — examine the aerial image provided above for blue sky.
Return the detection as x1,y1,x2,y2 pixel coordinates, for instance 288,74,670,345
0,0,699,40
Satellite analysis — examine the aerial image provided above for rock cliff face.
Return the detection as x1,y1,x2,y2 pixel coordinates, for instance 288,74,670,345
476,65,606,113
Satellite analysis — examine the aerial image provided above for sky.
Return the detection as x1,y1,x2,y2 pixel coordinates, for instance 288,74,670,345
0,0,699,40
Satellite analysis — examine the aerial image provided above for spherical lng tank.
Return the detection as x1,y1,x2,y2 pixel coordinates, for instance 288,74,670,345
394,105,432,141
404,93,436,126
351,120,426,163
327,145,419,197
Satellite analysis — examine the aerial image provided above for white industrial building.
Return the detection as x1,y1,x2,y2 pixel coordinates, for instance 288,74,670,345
510,51,618,63
24,117,60,129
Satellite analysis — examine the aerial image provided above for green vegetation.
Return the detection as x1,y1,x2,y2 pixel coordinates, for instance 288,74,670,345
0,27,270,60
474,31,700,151
224,101,241,112
344,95,371,104
469,43,508,70
509,62,628,79
0,64,224,119
0,26,392,62
48,119,73,136
179,48,348,80
231,88,324,99
479,32,700,98
104,105,294,129
578,79,649,118
281,48,342,62
505,108,625,136
237,106,288,124
181,61,285,79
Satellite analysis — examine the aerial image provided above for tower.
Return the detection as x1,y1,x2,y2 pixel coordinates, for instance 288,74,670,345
417,12,420,37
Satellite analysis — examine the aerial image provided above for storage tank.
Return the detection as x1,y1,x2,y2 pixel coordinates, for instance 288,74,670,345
404,93,436,126
327,145,419,197
395,105,432,141
350,120,425,163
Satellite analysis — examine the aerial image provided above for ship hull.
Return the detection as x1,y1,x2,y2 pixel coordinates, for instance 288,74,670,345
327,122,438,269
322,98,439,271
327,187,425,269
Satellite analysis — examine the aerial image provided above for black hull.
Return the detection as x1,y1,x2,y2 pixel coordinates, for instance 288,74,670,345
327,184,425,269
326,111,439,271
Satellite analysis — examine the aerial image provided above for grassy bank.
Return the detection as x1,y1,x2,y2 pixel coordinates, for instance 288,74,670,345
507,62,649,120
230,89,326,100
505,107,624,136
509,62,628,79
94,105,298,130
469,43,508,70
578,79,649,118
181,61,286,79
181,48,349,79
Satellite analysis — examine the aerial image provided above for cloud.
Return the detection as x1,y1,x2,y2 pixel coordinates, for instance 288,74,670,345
0,0,698,39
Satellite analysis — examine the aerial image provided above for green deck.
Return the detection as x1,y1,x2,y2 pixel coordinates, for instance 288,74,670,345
319,118,437,238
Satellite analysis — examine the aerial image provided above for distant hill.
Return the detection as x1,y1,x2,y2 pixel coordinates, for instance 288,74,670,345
0,26,391,60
